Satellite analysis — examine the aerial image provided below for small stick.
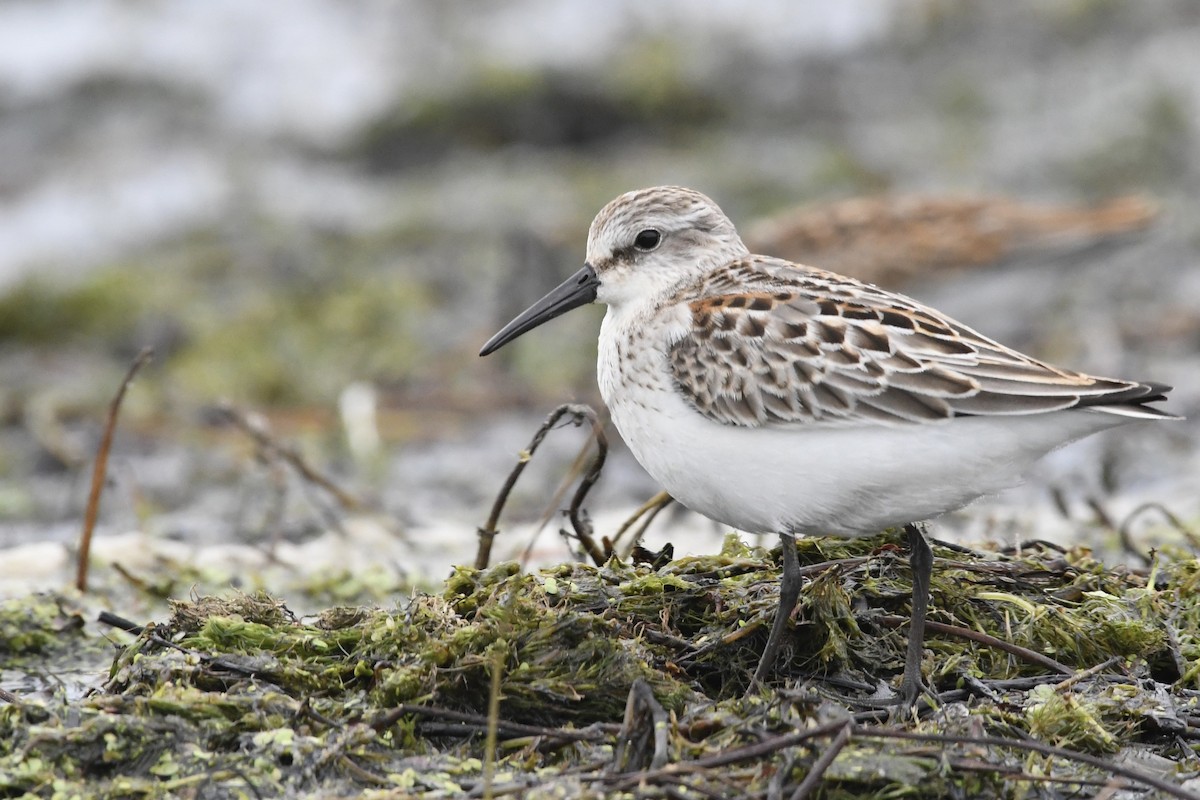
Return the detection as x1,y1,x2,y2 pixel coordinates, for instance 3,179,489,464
519,429,599,567
476,404,604,570
1119,502,1200,552
369,703,616,742
97,610,145,634
877,614,1073,675
77,347,153,593
337,756,391,787
565,408,607,565
788,721,851,800
483,643,505,800
609,491,674,557
1085,496,1149,565
1053,655,1122,693
217,402,361,512
599,719,849,789
610,678,669,774
626,498,672,555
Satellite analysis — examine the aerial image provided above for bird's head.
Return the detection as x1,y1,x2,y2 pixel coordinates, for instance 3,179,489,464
480,186,746,356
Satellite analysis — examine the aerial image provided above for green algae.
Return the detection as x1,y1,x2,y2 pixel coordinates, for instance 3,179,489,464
0,594,86,656
3,534,1199,798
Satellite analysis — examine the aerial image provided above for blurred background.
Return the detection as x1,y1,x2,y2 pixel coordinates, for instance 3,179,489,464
1,0,1198,598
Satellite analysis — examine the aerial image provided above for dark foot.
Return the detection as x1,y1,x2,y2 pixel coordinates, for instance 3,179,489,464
834,524,935,712
896,668,933,709
749,532,801,690
899,523,933,707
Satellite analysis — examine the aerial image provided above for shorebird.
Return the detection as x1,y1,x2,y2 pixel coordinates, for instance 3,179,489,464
480,186,1178,704
744,192,1158,287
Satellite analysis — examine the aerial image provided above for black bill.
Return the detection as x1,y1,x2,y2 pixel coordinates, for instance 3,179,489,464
479,265,600,356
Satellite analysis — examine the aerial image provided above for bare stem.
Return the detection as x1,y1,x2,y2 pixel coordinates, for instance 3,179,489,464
476,404,606,569
76,347,153,593
217,402,361,512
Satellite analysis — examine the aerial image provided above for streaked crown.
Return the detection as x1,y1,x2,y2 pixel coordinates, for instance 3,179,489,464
586,186,749,306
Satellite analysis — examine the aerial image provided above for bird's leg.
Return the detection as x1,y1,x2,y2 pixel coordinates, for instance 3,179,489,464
752,531,801,687
898,523,933,706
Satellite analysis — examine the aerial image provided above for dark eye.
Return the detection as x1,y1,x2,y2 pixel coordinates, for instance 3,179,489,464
633,229,662,251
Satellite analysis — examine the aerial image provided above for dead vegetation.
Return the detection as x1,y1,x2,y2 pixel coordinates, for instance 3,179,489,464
3,534,1200,796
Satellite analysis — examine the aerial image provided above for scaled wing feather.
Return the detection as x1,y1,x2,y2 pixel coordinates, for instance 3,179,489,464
667,257,1158,428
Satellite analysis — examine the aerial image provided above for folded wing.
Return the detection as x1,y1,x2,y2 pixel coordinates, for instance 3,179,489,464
666,257,1177,428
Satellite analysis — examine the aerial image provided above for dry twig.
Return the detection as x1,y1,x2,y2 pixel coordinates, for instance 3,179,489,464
1053,655,1123,692
519,431,599,566
476,404,607,569
483,643,506,800
1119,502,1200,553
77,347,153,592
610,678,670,774
877,614,1073,675
608,490,674,558
369,703,616,743
216,401,361,512
788,720,851,800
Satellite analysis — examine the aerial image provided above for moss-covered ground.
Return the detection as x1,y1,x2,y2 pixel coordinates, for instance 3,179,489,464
3,530,1198,799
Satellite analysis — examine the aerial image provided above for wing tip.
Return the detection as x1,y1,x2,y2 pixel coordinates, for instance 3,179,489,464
1077,380,1183,420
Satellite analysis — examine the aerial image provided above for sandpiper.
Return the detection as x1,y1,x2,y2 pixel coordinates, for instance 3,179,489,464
480,186,1178,704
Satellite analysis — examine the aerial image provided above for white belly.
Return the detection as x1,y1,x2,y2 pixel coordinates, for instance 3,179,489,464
598,325,1129,536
